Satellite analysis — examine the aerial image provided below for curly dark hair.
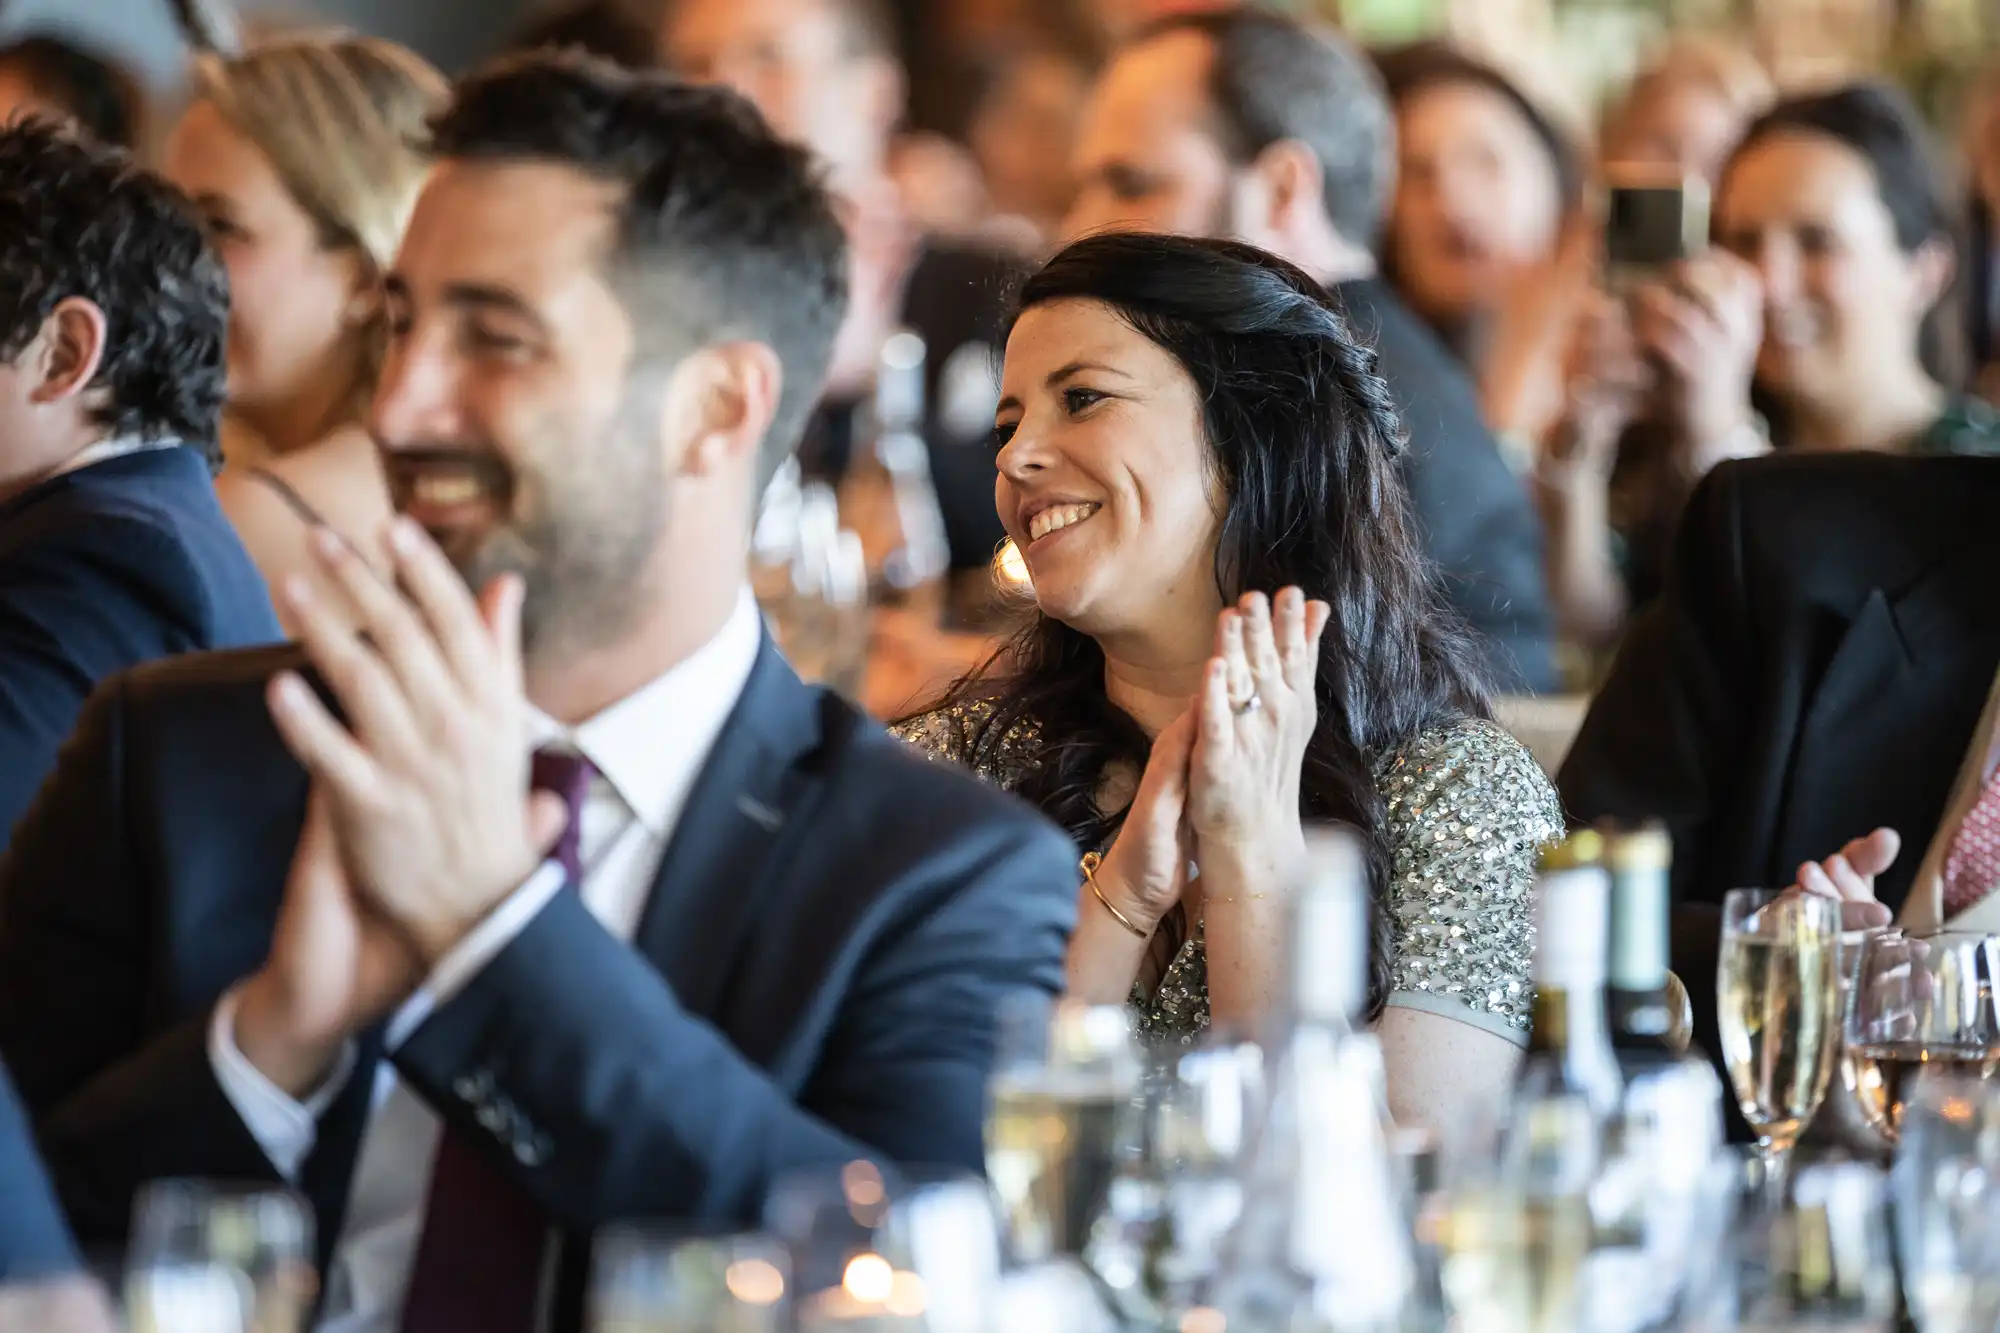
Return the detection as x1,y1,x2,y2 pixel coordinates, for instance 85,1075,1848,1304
0,120,228,463
427,51,848,490
930,232,1490,1015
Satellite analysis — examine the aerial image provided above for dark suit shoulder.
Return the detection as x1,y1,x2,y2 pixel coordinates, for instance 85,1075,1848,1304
1693,452,2000,595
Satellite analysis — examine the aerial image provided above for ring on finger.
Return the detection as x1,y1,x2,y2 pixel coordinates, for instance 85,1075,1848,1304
1232,692,1262,716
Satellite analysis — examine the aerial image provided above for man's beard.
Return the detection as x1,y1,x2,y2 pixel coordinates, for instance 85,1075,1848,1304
388,418,669,665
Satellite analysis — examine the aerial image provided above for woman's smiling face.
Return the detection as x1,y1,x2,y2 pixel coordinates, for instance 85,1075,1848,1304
991,297,1225,638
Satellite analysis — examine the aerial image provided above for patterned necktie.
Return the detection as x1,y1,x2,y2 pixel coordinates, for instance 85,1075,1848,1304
1942,768,2000,920
397,747,595,1333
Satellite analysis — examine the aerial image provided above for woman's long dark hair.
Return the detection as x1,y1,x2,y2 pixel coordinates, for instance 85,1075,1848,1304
1723,82,1965,436
935,232,1491,1014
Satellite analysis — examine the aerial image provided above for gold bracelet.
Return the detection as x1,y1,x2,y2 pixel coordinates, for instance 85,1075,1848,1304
1080,851,1150,940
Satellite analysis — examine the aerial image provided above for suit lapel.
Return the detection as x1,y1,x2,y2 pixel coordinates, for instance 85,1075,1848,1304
632,637,827,1021
1782,536,2000,907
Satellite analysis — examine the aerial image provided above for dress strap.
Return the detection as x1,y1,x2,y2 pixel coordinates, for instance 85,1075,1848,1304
247,466,330,529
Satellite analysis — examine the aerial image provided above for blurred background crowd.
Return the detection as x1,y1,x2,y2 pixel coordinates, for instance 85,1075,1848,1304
16,0,2000,731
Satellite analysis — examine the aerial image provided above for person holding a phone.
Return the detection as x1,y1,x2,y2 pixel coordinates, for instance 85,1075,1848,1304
1537,81,2000,649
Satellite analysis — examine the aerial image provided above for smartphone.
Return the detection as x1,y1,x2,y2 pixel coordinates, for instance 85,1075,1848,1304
1602,166,1709,291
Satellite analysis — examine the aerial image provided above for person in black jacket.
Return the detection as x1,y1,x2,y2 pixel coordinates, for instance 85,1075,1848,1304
0,120,281,850
1560,451,2000,1133
1063,8,1557,691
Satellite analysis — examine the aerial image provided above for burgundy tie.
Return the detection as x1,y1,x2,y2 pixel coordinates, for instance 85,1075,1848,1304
397,747,594,1333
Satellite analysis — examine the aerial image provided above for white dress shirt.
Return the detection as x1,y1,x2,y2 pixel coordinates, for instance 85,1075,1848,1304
208,591,764,1332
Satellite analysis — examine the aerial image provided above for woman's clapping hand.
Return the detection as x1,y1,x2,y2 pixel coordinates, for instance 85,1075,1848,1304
1187,588,1330,853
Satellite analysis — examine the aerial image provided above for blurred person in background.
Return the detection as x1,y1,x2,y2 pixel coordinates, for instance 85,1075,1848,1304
958,36,1097,255
1538,82,1997,649
0,35,142,149
1065,9,1556,691
163,36,448,636
897,232,1560,1131
1376,39,1583,434
661,0,1027,665
1600,33,1773,187
501,0,659,67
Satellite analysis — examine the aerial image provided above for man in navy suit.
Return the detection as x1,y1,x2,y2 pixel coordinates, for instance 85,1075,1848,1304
0,120,280,848
0,55,1074,1333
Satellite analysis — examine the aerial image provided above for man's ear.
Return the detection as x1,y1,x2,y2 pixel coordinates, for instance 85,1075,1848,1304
28,297,108,406
660,341,785,481
1246,138,1327,238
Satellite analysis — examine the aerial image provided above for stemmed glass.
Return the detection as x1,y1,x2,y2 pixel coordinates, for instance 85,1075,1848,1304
124,1181,314,1333
1717,889,1842,1199
1845,931,2000,1147
1893,1067,2000,1333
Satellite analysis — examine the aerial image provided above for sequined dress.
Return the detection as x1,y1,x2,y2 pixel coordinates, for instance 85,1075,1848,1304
891,703,1563,1046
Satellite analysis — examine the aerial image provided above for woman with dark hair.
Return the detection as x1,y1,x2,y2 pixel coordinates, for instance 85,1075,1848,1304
1537,81,2000,648
895,232,1561,1126
1375,43,1581,368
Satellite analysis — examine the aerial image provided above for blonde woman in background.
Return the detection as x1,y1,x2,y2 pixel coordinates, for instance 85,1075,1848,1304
162,35,446,631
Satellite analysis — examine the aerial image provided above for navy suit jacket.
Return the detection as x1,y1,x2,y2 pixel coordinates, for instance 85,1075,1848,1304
0,635,1076,1328
0,1058,76,1283
0,446,281,848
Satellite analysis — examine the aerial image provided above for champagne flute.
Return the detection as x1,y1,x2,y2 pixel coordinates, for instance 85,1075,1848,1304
985,995,1142,1267
125,1181,314,1333
1717,889,1840,1199
588,1231,789,1333
1893,1066,2000,1333
1845,931,2000,1147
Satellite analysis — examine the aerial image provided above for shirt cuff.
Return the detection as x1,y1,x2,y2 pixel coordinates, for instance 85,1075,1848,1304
385,860,568,1051
207,987,357,1182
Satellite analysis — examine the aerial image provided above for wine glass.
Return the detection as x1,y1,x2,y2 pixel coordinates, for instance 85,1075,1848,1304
1717,889,1841,1198
125,1181,314,1333
985,995,1143,1268
588,1231,788,1333
1845,931,2000,1147
1893,1066,2000,1333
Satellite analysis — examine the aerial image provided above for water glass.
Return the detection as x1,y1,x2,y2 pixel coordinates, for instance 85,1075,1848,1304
1893,1067,2000,1333
125,1181,314,1333
588,1231,788,1333
1718,890,1842,1195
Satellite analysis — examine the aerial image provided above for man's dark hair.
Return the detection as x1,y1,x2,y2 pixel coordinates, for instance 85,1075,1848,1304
1134,9,1394,245
503,0,660,70
0,120,227,460
428,52,848,487
0,35,143,149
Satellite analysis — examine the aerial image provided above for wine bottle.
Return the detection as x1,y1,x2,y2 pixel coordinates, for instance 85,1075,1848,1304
1520,830,1623,1119
1604,822,1677,1069
1208,826,1413,1333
